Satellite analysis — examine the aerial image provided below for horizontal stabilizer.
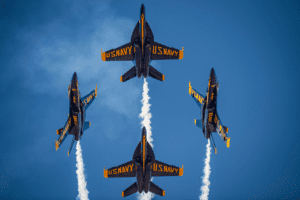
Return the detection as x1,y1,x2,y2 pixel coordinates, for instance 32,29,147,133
194,119,202,129
149,182,165,196
122,182,138,197
83,121,91,132
148,65,165,81
223,125,229,133
121,66,137,82
68,136,75,156
210,134,217,154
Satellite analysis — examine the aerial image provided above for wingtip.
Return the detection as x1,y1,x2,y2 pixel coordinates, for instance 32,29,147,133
189,81,192,95
55,140,59,151
101,49,106,61
104,167,108,178
179,48,184,59
120,76,123,82
162,75,165,81
227,137,231,148
162,190,165,196
122,191,124,197
179,165,184,176
95,84,98,97
178,47,184,59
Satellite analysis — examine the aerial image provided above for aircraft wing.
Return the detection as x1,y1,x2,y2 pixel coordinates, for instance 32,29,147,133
101,42,135,61
55,117,71,151
81,85,97,110
151,160,183,177
150,42,184,60
189,82,206,108
104,160,136,178
216,114,230,148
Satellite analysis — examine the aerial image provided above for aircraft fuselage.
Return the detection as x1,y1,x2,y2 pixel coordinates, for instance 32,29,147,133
201,68,219,139
133,127,153,193
132,4,152,79
69,72,85,141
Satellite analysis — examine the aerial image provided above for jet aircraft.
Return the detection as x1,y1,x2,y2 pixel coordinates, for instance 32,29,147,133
103,127,183,197
101,4,184,82
55,72,97,156
189,68,230,154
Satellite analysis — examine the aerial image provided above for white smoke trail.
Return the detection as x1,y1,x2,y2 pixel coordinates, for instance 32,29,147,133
139,78,153,147
138,78,154,200
76,141,89,200
199,140,212,200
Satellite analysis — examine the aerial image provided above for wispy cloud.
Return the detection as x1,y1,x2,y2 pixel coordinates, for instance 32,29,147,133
3,0,141,118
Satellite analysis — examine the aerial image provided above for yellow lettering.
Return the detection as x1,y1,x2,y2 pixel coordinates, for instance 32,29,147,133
175,168,178,173
129,164,133,172
164,165,168,172
113,169,117,174
214,115,218,124
158,47,162,54
209,113,213,123
109,170,112,175
128,46,132,54
84,99,87,106
168,49,172,55
125,165,129,172
152,45,157,54
174,51,178,56
211,93,214,100
122,48,126,56
116,50,120,57
168,167,173,172
118,167,122,174
159,164,162,171
163,48,168,55
122,167,126,173
153,163,157,171
111,51,115,57
106,53,110,58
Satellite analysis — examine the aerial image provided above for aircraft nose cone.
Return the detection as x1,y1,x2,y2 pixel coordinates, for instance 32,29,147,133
142,126,146,138
141,4,145,15
210,68,215,76
72,72,77,81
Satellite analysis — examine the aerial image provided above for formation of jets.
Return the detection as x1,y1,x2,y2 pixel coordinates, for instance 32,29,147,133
101,4,184,82
55,4,230,197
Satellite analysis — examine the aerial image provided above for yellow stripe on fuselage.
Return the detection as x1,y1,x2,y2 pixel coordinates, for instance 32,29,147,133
141,14,144,55
206,78,211,108
143,135,146,173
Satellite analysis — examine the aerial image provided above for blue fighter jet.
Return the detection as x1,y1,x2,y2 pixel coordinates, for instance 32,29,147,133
189,68,230,154
55,72,97,156
101,4,184,82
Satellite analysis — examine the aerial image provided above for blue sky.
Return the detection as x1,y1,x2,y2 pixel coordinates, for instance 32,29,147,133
1,0,300,199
